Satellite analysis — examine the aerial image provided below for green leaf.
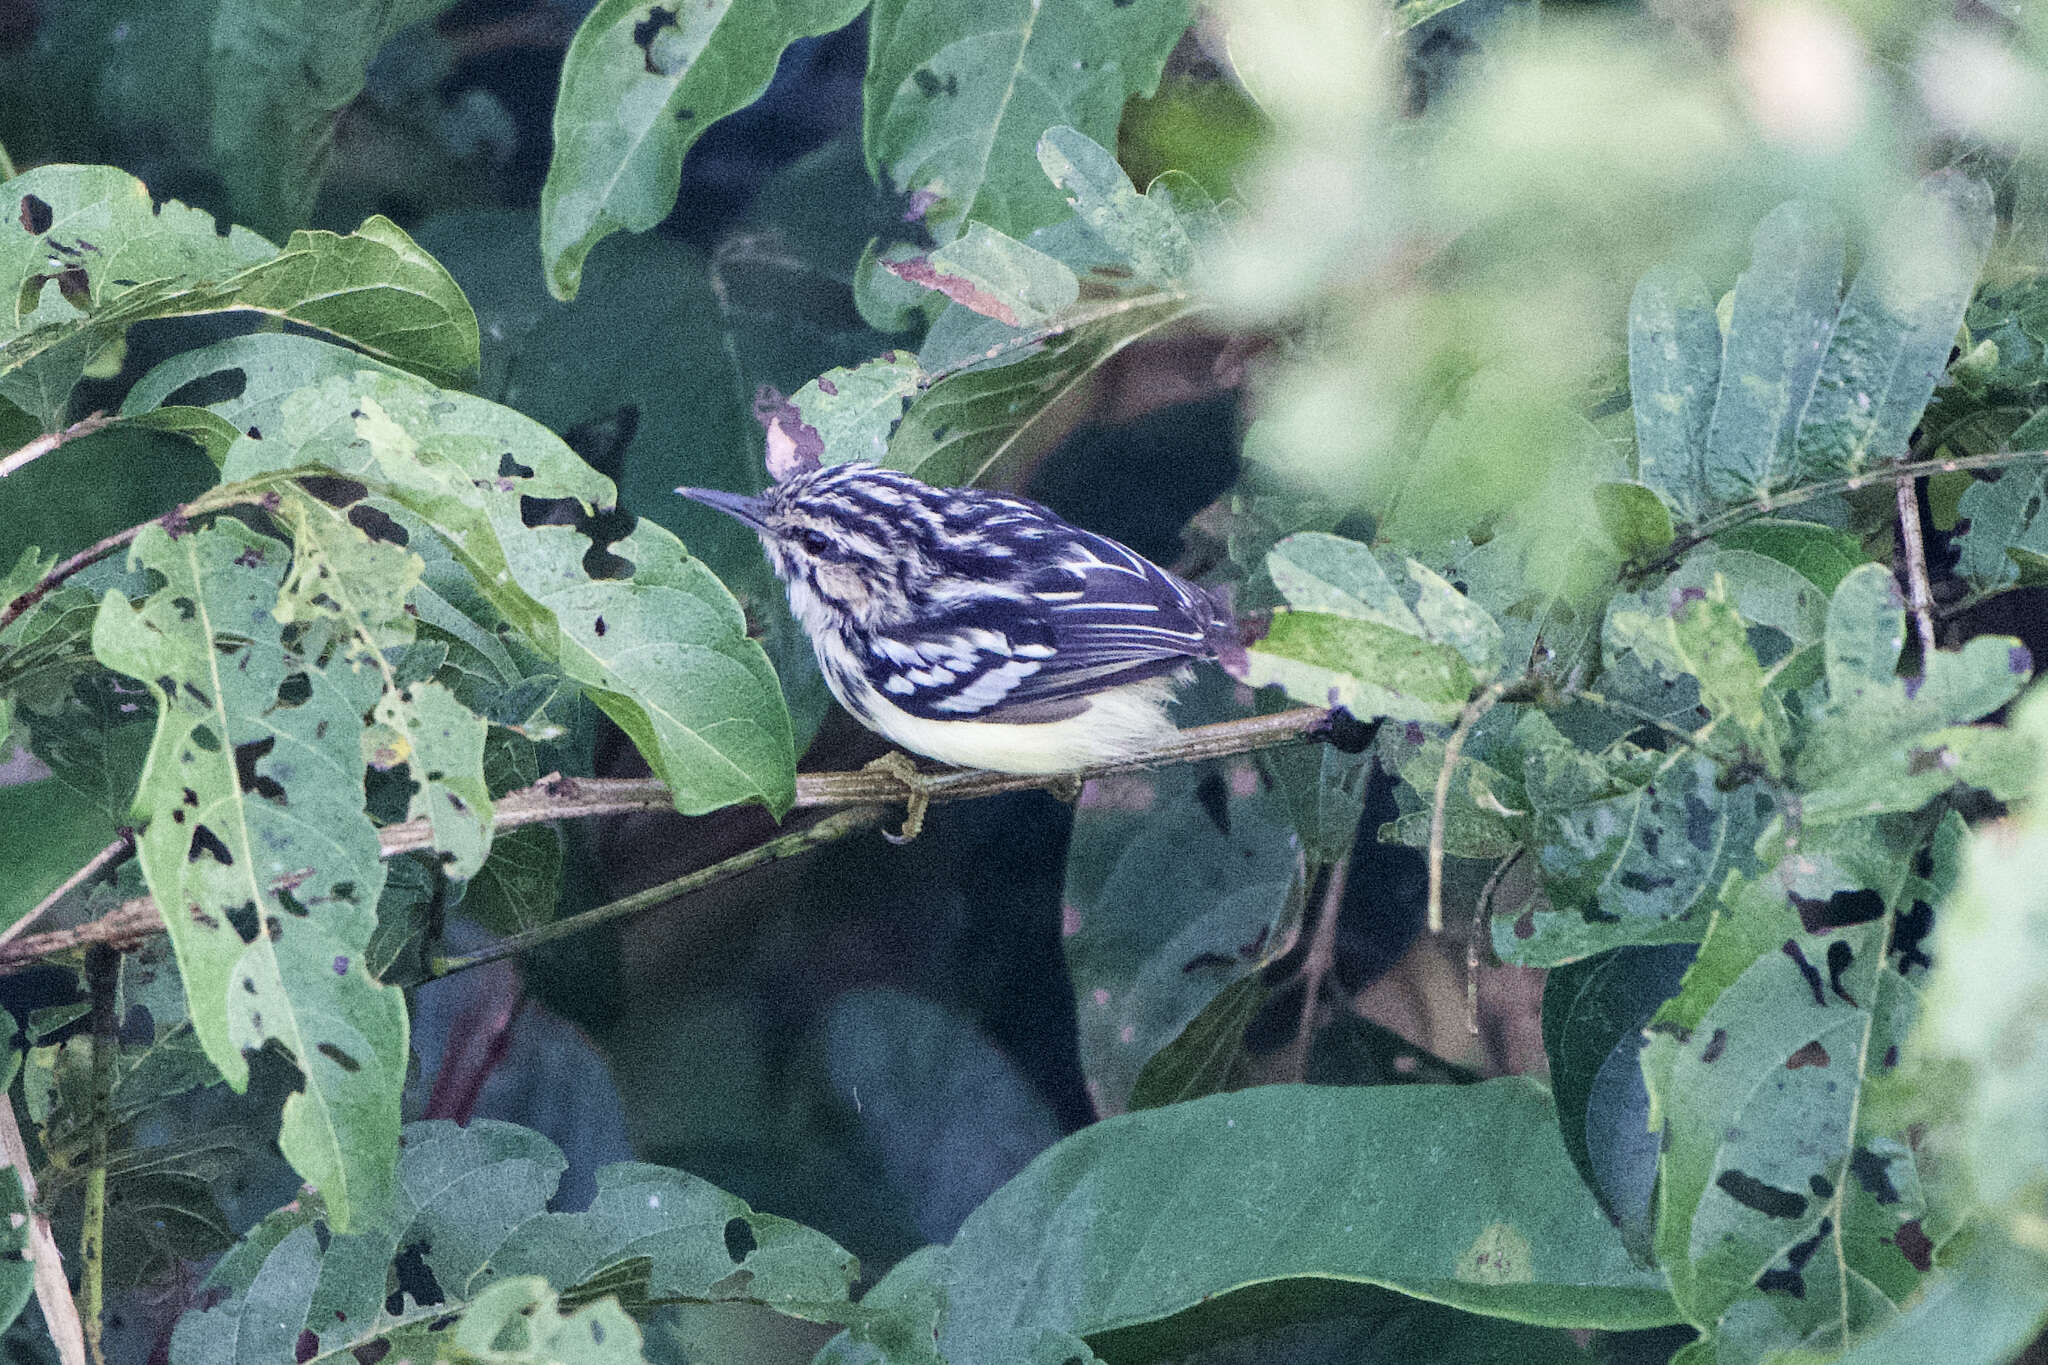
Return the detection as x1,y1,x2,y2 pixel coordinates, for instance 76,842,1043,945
451,1277,650,1364
1126,975,1267,1111
209,0,462,240
1494,714,1772,968
770,354,925,470
1593,481,1676,562
1,167,478,423
1953,463,2048,590
861,0,1195,243
1641,828,1938,1348
1798,564,2034,823
1702,201,1845,504
823,1080,1679,1365
91,520,406,1232
1242,533,1499,724
539,0,870,300
888,224,1081,327
217,371,797,817
1627,265,1720,522
177,1119,862,1362
1793,172,1994,478
1035,125,1193,286
1714,519,1867,596
1541,944,1695,1262
1605,574,1787,774
1062,750,1304,1115
1814,1224,2048,1365
0,773,121,939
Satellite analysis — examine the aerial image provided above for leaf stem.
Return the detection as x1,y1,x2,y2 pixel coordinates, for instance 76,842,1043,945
1428,681,1511,935
0,1087,85,1365
1277,858,1350,1082
1896,476,1937,667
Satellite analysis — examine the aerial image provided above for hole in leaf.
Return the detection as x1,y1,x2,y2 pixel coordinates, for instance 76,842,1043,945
299,475,368,507
118,1005,153,1046
1193,771,1230,834
496,452,536,480
722,1216,756,1263
347,504,409,545
190,725,221,753
160,367,248,409
234,737,287,804
274,673,312,708
188,826,235,866
563,404,640,477
224,901,260,943
19,195,52,234
295,1329,317,1364
317,1042,361,1073
390,1242,443,1312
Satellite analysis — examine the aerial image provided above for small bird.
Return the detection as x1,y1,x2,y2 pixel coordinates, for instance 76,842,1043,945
679,460,1235,777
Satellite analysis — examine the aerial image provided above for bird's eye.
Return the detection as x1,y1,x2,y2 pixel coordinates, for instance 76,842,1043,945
799,529,835,556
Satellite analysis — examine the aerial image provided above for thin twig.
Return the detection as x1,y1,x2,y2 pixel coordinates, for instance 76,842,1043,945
80,946,117,1365
0,413,111,481
1427,681,1512,935
1466,848,1524,1037
1277,859,1351,1082
1649,446,2048,571
0,832,134,952
0,480,291,636
0,1093,86,1365
1896,476,1937,666
424,805,894,979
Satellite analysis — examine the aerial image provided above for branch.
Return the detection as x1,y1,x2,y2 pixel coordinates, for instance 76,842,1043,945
0,707,1335,975
1649,446,2048,571
80,946,117,1365
0,1094,86,1365
0,412,111,481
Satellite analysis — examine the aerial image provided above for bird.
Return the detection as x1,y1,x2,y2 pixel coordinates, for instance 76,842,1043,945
678,459,1236,785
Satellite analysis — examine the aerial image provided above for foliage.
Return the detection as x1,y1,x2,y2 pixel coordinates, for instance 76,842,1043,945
3,2,2048,1364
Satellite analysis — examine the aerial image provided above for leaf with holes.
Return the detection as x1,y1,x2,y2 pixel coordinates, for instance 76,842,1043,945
1628,265,1720,522
90,519,405,1231
1639,819,1949,1353
173,1119,862,1363
1604,574,1788,775
1,167,477,424
1491,713,1773,968
448,1277,648,1364
216,370,796,817
540,0,871,299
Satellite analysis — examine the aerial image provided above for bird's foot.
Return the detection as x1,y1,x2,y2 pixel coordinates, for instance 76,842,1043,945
864,751,936,844
1045,773,1084,804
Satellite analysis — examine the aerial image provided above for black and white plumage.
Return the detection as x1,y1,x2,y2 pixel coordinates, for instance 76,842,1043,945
679,461,1234,773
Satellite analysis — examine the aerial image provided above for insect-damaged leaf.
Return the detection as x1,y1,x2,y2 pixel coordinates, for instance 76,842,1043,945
1,166,477,425
217,371,796,816
1491,713,1773,969
91,520,405,1232
1628,265,1720,523
173,1119,861,1363
1640,820,1949,1352
816,1081,1678,1365
540,0,870,300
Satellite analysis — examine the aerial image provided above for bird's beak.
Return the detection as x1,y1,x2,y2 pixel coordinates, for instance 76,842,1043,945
676,486,771,531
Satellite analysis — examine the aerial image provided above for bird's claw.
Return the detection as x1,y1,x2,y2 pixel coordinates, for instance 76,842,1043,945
865,751,935,843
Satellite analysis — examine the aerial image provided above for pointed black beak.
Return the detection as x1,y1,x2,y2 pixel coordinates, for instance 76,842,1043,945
676,486,771,531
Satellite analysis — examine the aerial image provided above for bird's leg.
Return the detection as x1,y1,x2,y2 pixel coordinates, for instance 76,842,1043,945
863,751,936,844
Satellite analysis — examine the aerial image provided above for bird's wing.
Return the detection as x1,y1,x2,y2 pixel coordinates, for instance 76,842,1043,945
863,529,1224,721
